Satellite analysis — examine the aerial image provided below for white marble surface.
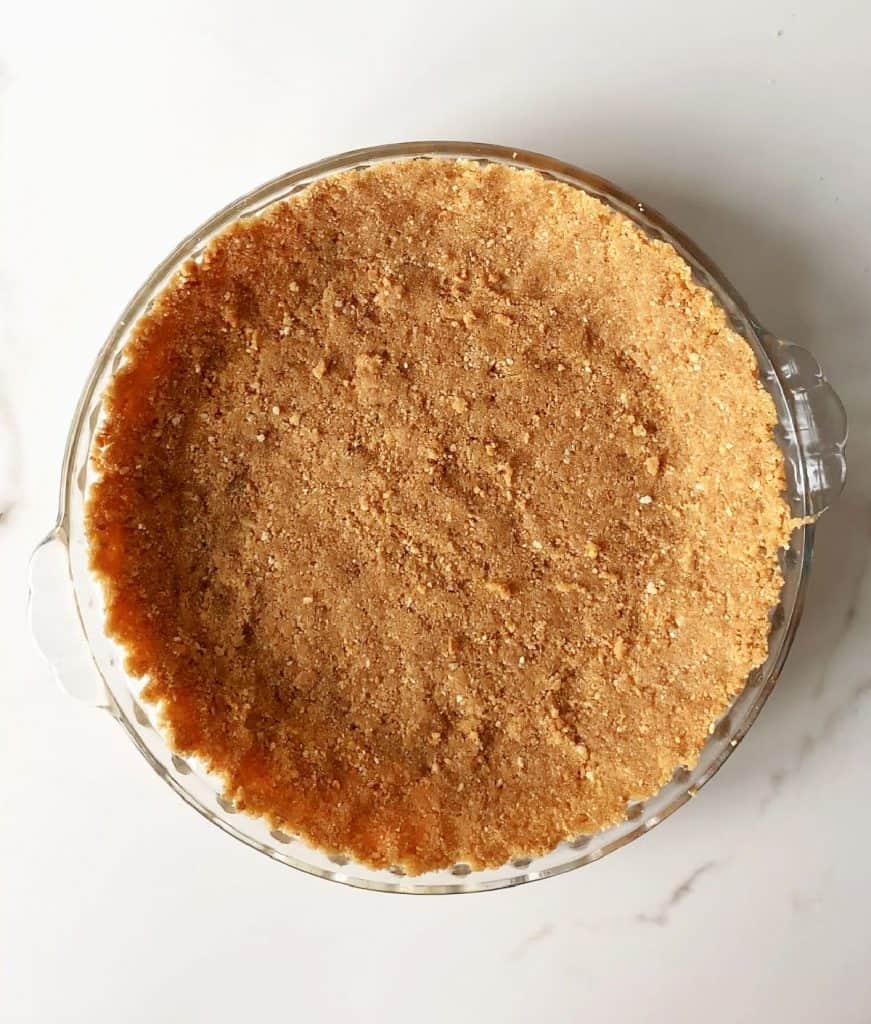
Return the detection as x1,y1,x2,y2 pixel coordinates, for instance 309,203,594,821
3,2,870,1021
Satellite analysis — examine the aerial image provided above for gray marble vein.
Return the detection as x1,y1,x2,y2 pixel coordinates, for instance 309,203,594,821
812,514,871,697
790,890,822,915
795,677,871,768
635,861,719,927
509,924,555,961
761,676,871,810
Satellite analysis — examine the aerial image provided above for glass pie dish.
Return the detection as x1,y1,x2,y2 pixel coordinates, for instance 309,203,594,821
28,142,848,894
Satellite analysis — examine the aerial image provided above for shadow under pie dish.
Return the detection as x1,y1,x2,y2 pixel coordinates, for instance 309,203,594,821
29,143,846,892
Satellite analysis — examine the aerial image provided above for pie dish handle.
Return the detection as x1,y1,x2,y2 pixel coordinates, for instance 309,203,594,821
762,335,848,516
28,527,111,708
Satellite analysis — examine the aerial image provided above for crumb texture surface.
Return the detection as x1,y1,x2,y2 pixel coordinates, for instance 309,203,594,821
87,159,792,872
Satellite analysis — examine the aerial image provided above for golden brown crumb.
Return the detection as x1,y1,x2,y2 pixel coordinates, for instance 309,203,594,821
86,159,793,873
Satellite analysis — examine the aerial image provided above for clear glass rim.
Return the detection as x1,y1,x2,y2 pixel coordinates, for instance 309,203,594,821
50,141,816,894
